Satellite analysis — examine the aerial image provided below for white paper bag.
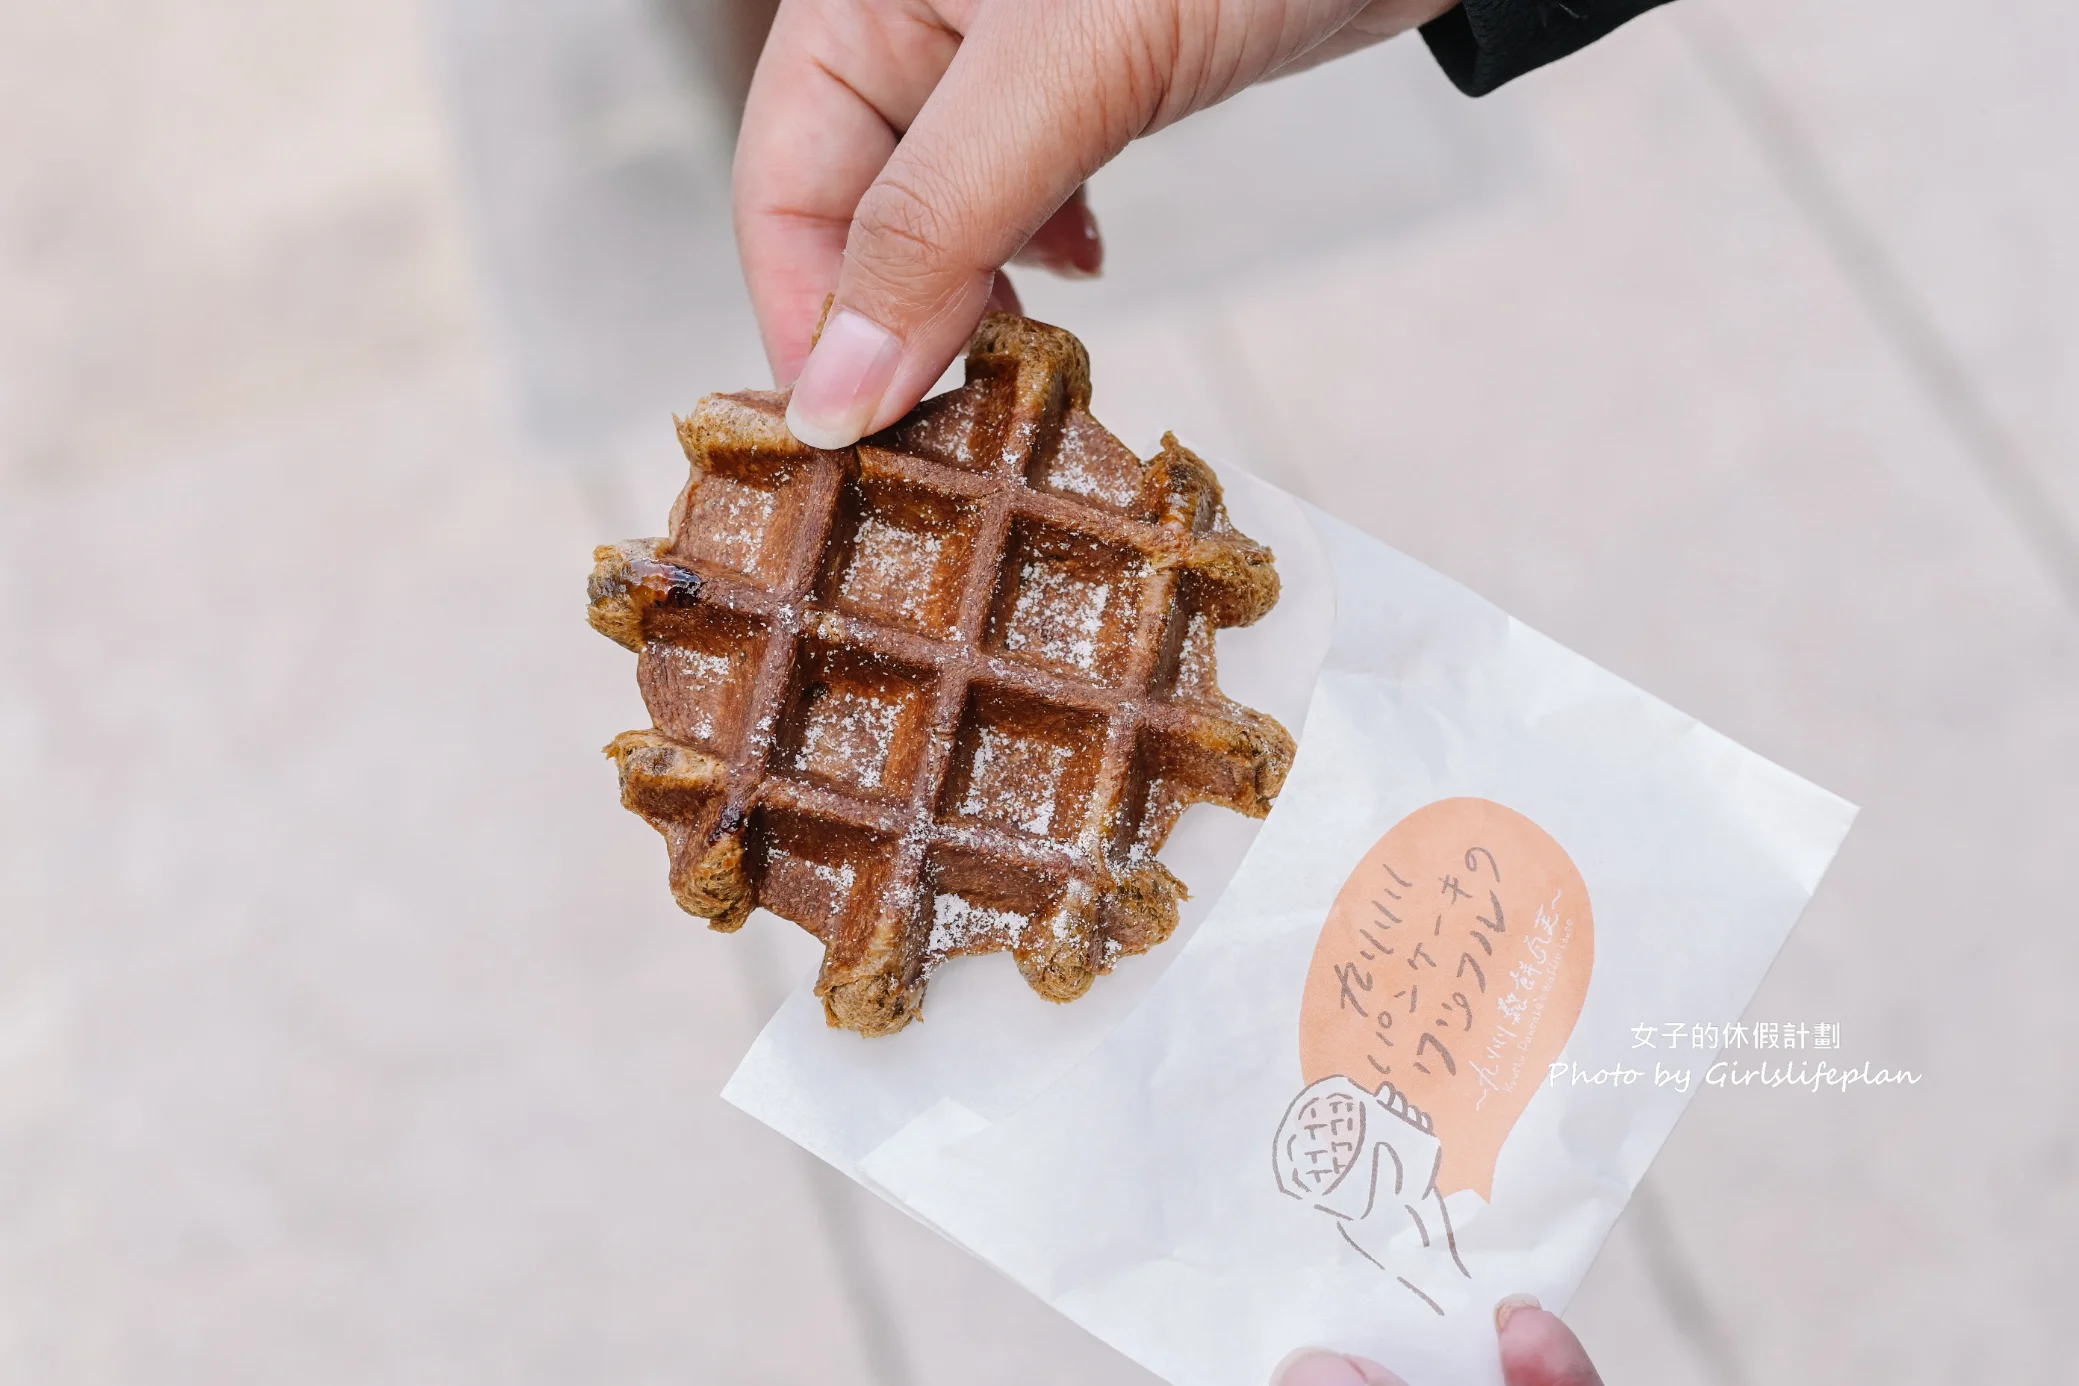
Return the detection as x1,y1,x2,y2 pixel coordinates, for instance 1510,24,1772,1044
726,480,1855,1386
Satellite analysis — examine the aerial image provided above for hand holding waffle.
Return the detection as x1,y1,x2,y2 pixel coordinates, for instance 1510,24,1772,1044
734,0,1459,450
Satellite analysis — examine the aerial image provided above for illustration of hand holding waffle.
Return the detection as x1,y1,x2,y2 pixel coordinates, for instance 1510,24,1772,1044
1272,1075,1468,1313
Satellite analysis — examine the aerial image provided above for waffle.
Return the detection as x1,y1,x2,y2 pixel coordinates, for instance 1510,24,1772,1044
588,315,1295,1035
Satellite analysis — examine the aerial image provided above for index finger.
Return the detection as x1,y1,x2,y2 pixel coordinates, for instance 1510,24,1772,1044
732,0,961,384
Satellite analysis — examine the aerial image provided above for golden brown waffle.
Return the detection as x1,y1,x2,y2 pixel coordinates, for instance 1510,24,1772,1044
588,315,1295,1035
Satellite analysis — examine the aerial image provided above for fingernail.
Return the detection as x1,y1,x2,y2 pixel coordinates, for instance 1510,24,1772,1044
1343,1354,1406,1386
988,270,1023,315
1495,1293,1542,1332
1066,196,1102,275
1027,203,1102,278
786,308,901,450
1029,242,1098,279
1271,1349,1406,1386
1035,254,1098,280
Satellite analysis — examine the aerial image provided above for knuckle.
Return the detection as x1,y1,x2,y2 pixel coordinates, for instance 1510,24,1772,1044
847,171,973,295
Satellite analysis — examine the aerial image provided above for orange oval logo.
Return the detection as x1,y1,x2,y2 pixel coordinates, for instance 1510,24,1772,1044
1299,798,1592,1199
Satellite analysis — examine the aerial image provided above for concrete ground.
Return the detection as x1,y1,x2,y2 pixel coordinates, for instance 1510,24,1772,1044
2,1,2073,1383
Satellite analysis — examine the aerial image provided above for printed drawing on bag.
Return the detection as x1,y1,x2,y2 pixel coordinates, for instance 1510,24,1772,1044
1272,797,1593,1315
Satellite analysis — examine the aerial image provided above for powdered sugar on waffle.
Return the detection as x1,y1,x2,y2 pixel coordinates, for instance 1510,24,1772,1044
1005,561,1110,670
795,688,903,790
690,478,778,574
657,645,734,740
840,516,943,628
1042,430,1118,505
799,858,858,916
960,724,1069,835
926,892,1032,959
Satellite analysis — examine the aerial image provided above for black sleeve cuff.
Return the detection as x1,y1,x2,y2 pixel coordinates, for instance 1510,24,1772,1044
1421,0,1677,96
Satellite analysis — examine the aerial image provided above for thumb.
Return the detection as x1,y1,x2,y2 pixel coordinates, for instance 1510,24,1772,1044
1495,1296,1604,1386
782,0,1147,449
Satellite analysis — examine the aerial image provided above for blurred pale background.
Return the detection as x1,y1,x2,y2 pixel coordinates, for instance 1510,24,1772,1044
3,1,2075,1383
